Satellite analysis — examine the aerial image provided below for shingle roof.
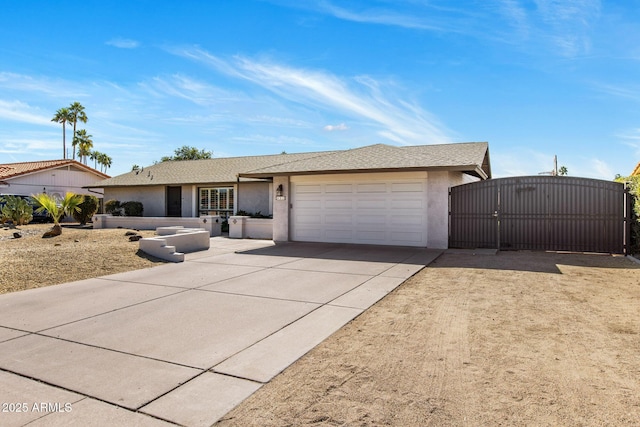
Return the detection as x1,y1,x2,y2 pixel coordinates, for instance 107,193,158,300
0,160,110,180
241,142,491,179
93,142,491,188
94,151,336,188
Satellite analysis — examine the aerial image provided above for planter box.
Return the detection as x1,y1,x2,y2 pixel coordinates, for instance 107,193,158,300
139,227,210,262
229,216,273,240
92,215,221,236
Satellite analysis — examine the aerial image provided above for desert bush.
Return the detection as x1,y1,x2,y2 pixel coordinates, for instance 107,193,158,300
72,195,99,225
105,199,122,216
121,201,144,217
0,195,33,225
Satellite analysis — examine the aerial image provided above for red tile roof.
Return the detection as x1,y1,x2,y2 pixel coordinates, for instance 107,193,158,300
0,160,110,180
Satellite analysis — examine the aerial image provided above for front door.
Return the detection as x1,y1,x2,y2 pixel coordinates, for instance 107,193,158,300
167,186,182,217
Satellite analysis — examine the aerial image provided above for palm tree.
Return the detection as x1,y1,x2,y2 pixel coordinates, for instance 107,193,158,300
32,192,83,237
89,150,101,169
51,107,71,159
74,129,93,164
100,153,112,173
68,102,88,161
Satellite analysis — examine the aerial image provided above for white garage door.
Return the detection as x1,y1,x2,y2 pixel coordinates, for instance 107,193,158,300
291,174,428,247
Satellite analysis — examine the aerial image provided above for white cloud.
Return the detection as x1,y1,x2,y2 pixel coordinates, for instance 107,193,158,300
323,123,348,131
0,72,86,98
105,38,140,49
173,47,453,145
0,100,53,126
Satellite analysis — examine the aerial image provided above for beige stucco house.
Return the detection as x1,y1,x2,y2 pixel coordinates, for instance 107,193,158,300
90,142,491,249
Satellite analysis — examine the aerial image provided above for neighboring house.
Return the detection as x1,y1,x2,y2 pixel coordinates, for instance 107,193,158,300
0,160,109,200
91,142,490,248
632,161,640,176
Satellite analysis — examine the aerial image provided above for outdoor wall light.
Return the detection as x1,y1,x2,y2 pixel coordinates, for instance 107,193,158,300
276,184,286,200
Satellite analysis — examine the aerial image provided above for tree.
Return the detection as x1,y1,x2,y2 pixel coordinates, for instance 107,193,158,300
99,153,112,172
72,195,99,225
74,129,93,164
68,102,88,161
0,195,33,225
160,145,212,162
32,192,83,237
615,174,640,254
558,166,568,176
51,107,72,159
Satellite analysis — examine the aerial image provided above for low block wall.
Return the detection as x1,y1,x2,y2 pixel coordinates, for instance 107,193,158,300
92,215,221,236
229,216,273,240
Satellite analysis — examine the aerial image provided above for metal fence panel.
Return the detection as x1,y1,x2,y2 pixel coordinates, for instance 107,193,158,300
449,176,627,254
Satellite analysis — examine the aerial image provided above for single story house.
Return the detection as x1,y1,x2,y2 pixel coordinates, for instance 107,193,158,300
0,159,109,200
90,142,491,248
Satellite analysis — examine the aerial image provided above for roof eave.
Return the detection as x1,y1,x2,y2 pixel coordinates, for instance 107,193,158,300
239,165,489,179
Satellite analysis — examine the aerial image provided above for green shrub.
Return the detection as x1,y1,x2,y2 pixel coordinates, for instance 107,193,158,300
0,195,33,225
72,195,99,225
121,201,144,217
105,199,121,216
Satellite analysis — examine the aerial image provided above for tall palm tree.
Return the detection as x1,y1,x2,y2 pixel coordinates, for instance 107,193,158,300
51,107,71,159
89,150,101,169
68,102,88,161
101,153,112,172
74,129,93,164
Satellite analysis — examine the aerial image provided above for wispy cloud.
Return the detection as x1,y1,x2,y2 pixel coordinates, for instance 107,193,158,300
0,72,86,98
324,123,348,131
0,100,53,126
172,47,453,145
105,38,140,49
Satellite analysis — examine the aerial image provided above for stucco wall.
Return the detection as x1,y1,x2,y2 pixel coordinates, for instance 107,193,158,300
104,186,165,217
238,181,271,215
272,176,290,242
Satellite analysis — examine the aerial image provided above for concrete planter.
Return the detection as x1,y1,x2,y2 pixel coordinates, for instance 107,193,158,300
229,216,273,240
92,214,221,236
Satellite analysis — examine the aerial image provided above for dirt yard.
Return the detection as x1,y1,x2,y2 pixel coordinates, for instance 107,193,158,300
0,224,164,294
217,251,640,426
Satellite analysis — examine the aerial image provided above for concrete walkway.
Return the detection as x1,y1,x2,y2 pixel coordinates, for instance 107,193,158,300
0,238,442,426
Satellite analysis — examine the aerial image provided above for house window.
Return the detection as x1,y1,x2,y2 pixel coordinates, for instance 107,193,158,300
199,187,234,217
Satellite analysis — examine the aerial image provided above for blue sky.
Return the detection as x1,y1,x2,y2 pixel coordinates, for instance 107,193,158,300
0,0,638,178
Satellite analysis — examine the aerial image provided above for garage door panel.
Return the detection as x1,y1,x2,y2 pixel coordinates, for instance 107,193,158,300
357,183,387,193
326,199,353,209
326,184,353,193
325,214,353,225
296,184,322,193
297,199,322,209
392,231,425,244
392,199,423,209
359,215,387,225
356,199,386,209
391,182,423,192
394,215,424,226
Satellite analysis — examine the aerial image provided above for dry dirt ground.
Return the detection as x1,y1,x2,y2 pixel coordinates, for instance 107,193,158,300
0,223,164,294
217,251,640,427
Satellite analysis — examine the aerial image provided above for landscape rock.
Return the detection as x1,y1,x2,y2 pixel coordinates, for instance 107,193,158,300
42,224,62,238
128,235,142,242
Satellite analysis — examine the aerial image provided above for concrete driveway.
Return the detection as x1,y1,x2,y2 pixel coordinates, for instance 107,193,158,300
0,237,441,426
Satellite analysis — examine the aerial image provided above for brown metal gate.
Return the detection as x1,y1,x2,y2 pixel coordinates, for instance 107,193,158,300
449,176,629,254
